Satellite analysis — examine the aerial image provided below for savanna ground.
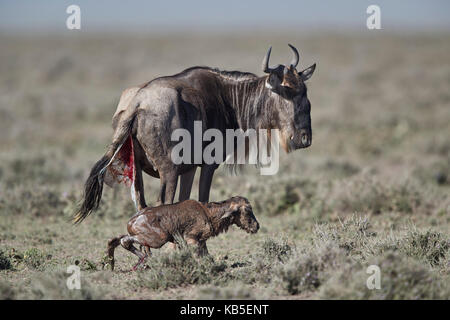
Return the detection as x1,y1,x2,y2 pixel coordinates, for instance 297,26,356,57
0,32,449,299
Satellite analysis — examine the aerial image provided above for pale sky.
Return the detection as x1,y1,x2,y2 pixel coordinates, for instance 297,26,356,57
0,0,449,33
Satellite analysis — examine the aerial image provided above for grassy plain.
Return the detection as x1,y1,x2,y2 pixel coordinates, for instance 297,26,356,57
0,32,449,299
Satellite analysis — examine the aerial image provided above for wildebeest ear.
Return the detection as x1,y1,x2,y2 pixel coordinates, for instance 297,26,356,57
221,202,239,219
299,63,316,81
221,211,233,219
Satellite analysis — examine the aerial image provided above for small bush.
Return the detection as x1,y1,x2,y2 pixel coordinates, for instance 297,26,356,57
2,155,69,186
252,179,318,216
0,185,66,217
314,215,376,259
318,251,450,299
23,248,50,270
320,159,360,178
401,229,449,266
28,272,104,300
261,238,292,262
332,178,424,214
0,281,16,299
276,244,347,295
197,284,256,299
0,250,13,270
136,247,228,290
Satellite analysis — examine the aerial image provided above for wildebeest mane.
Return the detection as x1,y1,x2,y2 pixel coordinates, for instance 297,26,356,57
179,66,258,81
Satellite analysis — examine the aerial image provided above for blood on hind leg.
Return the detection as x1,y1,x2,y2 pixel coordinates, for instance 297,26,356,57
120,236,147,270
134,246,151,271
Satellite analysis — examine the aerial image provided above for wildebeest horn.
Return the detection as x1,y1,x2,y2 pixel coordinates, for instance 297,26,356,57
262,46,283,74
288,44,299,68
262,46,273,73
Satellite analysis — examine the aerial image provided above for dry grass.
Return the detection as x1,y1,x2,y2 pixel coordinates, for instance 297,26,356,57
0,32,449,299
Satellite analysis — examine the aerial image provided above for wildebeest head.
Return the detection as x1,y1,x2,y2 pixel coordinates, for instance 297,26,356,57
262,44,316,151
222,196,259,234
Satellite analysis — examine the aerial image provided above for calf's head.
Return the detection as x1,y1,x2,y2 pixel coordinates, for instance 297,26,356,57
222,196,259,234
262,44,316,152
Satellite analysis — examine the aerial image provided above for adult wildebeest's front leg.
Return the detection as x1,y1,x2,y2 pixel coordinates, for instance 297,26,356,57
178,167,197,201
158,168,179,205
199,164,218,202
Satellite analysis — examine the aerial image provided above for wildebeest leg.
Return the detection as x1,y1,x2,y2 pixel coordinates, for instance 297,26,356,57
134,161,147,210
186,237,199,251
120,236,147,271
167,241,177,251
143,246,152,257
142,246,152,269
178,167,197,201
158,171,178,205
199,164,218,202
106,235,126,271
198,241,209,257
186,238,207,257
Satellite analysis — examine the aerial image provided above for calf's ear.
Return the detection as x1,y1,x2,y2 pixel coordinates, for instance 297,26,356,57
221,211,233,219
299,63,316,81
221,202,239,219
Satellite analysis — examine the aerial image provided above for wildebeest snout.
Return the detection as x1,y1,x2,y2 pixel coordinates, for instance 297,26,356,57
250,219,260,234
289,128,311,150
242,208,260,234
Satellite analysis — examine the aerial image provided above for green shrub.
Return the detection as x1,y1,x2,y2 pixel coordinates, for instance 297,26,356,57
313,215,376,259
261,238,292,262
0,186,66,217
401,229,449,266
28,272,104,300
0,281,16,299
276,244,347,295
136,247,228,290
318,251,450,299
197,284,256,299
0,250,13,270
332,178,424,214
23,248,50,270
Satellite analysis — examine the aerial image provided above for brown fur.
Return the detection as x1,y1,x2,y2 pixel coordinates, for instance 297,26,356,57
106,196,259,270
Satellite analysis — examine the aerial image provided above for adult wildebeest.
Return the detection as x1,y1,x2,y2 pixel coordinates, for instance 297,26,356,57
74,44,316,223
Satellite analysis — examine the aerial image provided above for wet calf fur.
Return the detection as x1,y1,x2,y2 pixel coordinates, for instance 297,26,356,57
107,196,259,270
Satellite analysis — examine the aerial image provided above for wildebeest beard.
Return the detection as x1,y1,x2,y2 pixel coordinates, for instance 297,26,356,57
194,68,287,173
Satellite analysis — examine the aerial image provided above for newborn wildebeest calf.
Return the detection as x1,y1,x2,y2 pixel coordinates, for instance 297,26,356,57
107,196,259,270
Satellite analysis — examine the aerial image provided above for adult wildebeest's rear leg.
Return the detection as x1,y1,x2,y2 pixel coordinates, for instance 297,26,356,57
199,164,218,202
133,161,147,210
133,138,160,208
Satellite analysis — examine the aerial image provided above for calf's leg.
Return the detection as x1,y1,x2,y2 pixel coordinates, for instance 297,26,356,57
120,235,148,271
198,241,209,257
106,235,126,271
186,237,208,257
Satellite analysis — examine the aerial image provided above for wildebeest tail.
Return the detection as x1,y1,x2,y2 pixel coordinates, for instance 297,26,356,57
73,109,137,224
